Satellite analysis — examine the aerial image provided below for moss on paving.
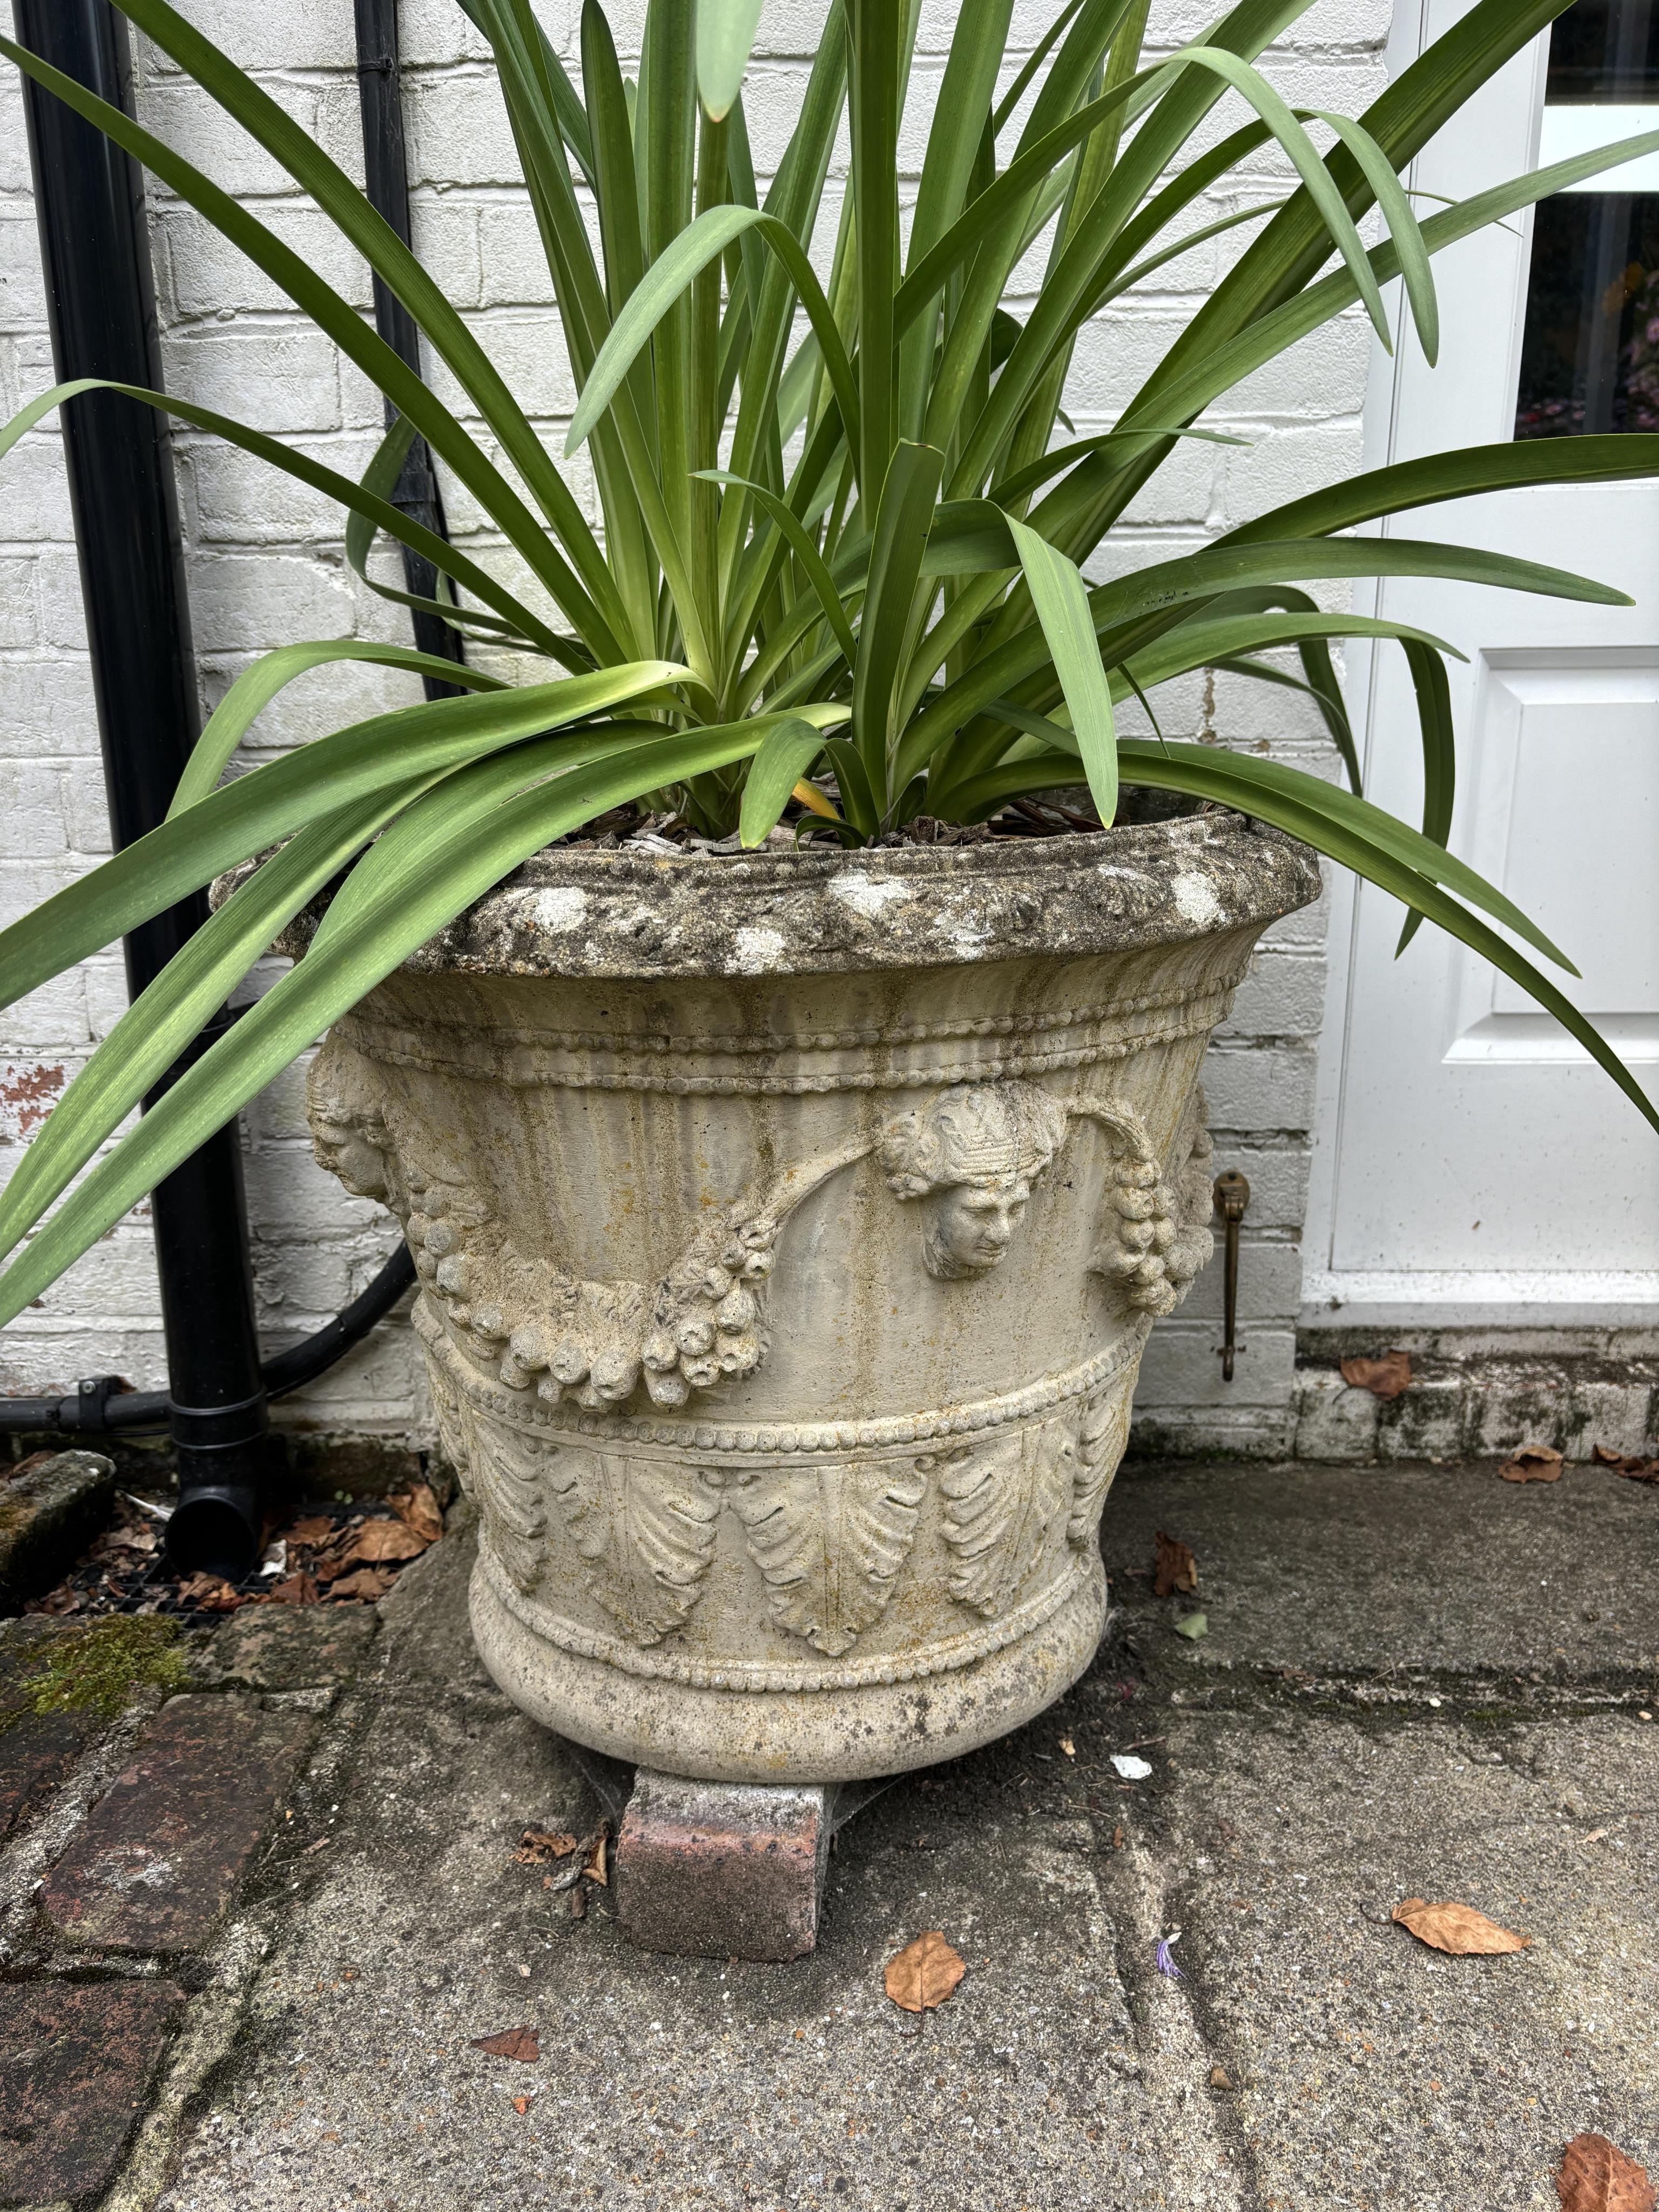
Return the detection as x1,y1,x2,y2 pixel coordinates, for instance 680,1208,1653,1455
1,1616,187,1733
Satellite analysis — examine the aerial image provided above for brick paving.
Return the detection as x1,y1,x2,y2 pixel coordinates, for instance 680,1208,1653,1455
39,1696,318,1953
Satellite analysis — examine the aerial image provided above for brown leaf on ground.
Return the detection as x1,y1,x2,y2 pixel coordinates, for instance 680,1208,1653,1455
284,1515,337,1548
1501,1445,1564,1484
1592,1445,1659,1483
1391,1898,1532,1954
389,1482,444,1543
1153,1531,1198,1599
267,1572,321,1607
885,1930,967,2013
1556,2132,1656,2212
328,1566,395,1602
511,2095,535,2116
513,1829,578,1865
178,1572,244,1613
582,1828,609,1886
348,1517,428,1563
470,2026,539,2063
1340,1350,1413,1400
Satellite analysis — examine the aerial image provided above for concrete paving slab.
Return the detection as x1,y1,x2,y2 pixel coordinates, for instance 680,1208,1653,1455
131,1464,1659,2212
1101,1458,1659,1680
1154,1708,1659,2211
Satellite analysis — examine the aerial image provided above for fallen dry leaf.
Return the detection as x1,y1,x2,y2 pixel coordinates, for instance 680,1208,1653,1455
511,2095,535,2116
390,1482,445,1543
267,1572,321,1607
1501,1445,1564,1484
1391,1897,1532,1955
284,1515,337,1547
327,1566,395,1602
1592,1445,1659,1483
470,2025,539,2063
513,1829,578,1865
178,1572,244,1613
348,1517,429,1563
1153,1530,1198,1599
1340,1349,1413,1400
1556,2132,1656,2212
582,1829,609,1886
884,1930,967,2014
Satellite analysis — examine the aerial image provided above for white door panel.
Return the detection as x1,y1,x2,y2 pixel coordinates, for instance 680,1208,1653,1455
1310,0,1659,1321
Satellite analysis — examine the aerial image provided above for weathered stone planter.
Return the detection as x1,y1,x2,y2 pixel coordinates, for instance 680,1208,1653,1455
306,815,1317,1784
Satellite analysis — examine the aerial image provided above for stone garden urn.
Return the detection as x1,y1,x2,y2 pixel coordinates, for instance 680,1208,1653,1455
306,815,1317,1785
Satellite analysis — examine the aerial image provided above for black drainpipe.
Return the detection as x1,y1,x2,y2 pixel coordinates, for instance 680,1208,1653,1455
6,0,433,1574
354,0,469,694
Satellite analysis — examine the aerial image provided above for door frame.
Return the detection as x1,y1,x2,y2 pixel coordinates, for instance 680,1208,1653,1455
1301,0,1659,1332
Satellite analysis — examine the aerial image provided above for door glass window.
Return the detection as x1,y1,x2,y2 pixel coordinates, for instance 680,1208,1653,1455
1515,0,1659,437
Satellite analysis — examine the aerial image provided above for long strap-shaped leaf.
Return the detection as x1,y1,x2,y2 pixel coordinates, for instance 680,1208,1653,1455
0,664,685,1019
0,379,572,665
0,725,768,1331
170,644,505,821
565,205,860,475
0,31,609,652
1006,517,1117,827
1222,433,1659,546
697,470,859,666
951,30,1367,493
1122,127,1659,482
698,0,766,120
0,781,440,1265
1395,637,1455,955
895,532,1629,786
106,0,632,656
853,443,946,801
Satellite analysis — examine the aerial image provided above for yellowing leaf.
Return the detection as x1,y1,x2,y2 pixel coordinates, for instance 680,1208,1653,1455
1500,1445,1563,1485
389,1482,444,1543
1391,1897,1532,1954
470,2025,539,2063
1340,1350,1412,1400
884,1930,966,2013
349,1516,429,1563
1154,1530,1197,1598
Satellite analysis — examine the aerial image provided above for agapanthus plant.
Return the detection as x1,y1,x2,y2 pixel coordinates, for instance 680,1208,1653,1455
1,0,1656,1328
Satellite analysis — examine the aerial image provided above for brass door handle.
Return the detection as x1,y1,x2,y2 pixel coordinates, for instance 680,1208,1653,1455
1213,1169,1250,1381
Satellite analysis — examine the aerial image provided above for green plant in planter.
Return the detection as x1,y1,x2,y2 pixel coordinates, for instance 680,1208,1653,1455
1,0,1656,1328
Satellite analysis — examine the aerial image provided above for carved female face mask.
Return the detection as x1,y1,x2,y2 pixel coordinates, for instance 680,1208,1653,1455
878,1082,1068,1282
921,1172,1035,1278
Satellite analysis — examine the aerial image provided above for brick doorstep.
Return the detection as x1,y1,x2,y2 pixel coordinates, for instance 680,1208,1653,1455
39,1694,317,1953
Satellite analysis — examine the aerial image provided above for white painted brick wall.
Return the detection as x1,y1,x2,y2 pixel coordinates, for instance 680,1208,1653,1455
0,0,1393,1447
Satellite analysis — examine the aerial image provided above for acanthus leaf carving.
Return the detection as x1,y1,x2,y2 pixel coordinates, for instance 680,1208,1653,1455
730,1460,928,1656
934,1415,1077,1620
545,1449,720,1645
433,1388,550,1595
1068,1375,1134,1548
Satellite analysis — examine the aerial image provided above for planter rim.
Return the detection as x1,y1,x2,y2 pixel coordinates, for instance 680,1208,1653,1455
278,810,1318,983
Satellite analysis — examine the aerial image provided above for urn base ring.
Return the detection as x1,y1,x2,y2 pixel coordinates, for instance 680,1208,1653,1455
470,1553,1108,1786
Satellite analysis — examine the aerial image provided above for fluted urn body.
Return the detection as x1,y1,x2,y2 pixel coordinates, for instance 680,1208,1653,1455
305,815,1317,1782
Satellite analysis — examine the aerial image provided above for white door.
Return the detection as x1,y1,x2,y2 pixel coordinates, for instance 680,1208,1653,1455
1306,0,1659,1326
